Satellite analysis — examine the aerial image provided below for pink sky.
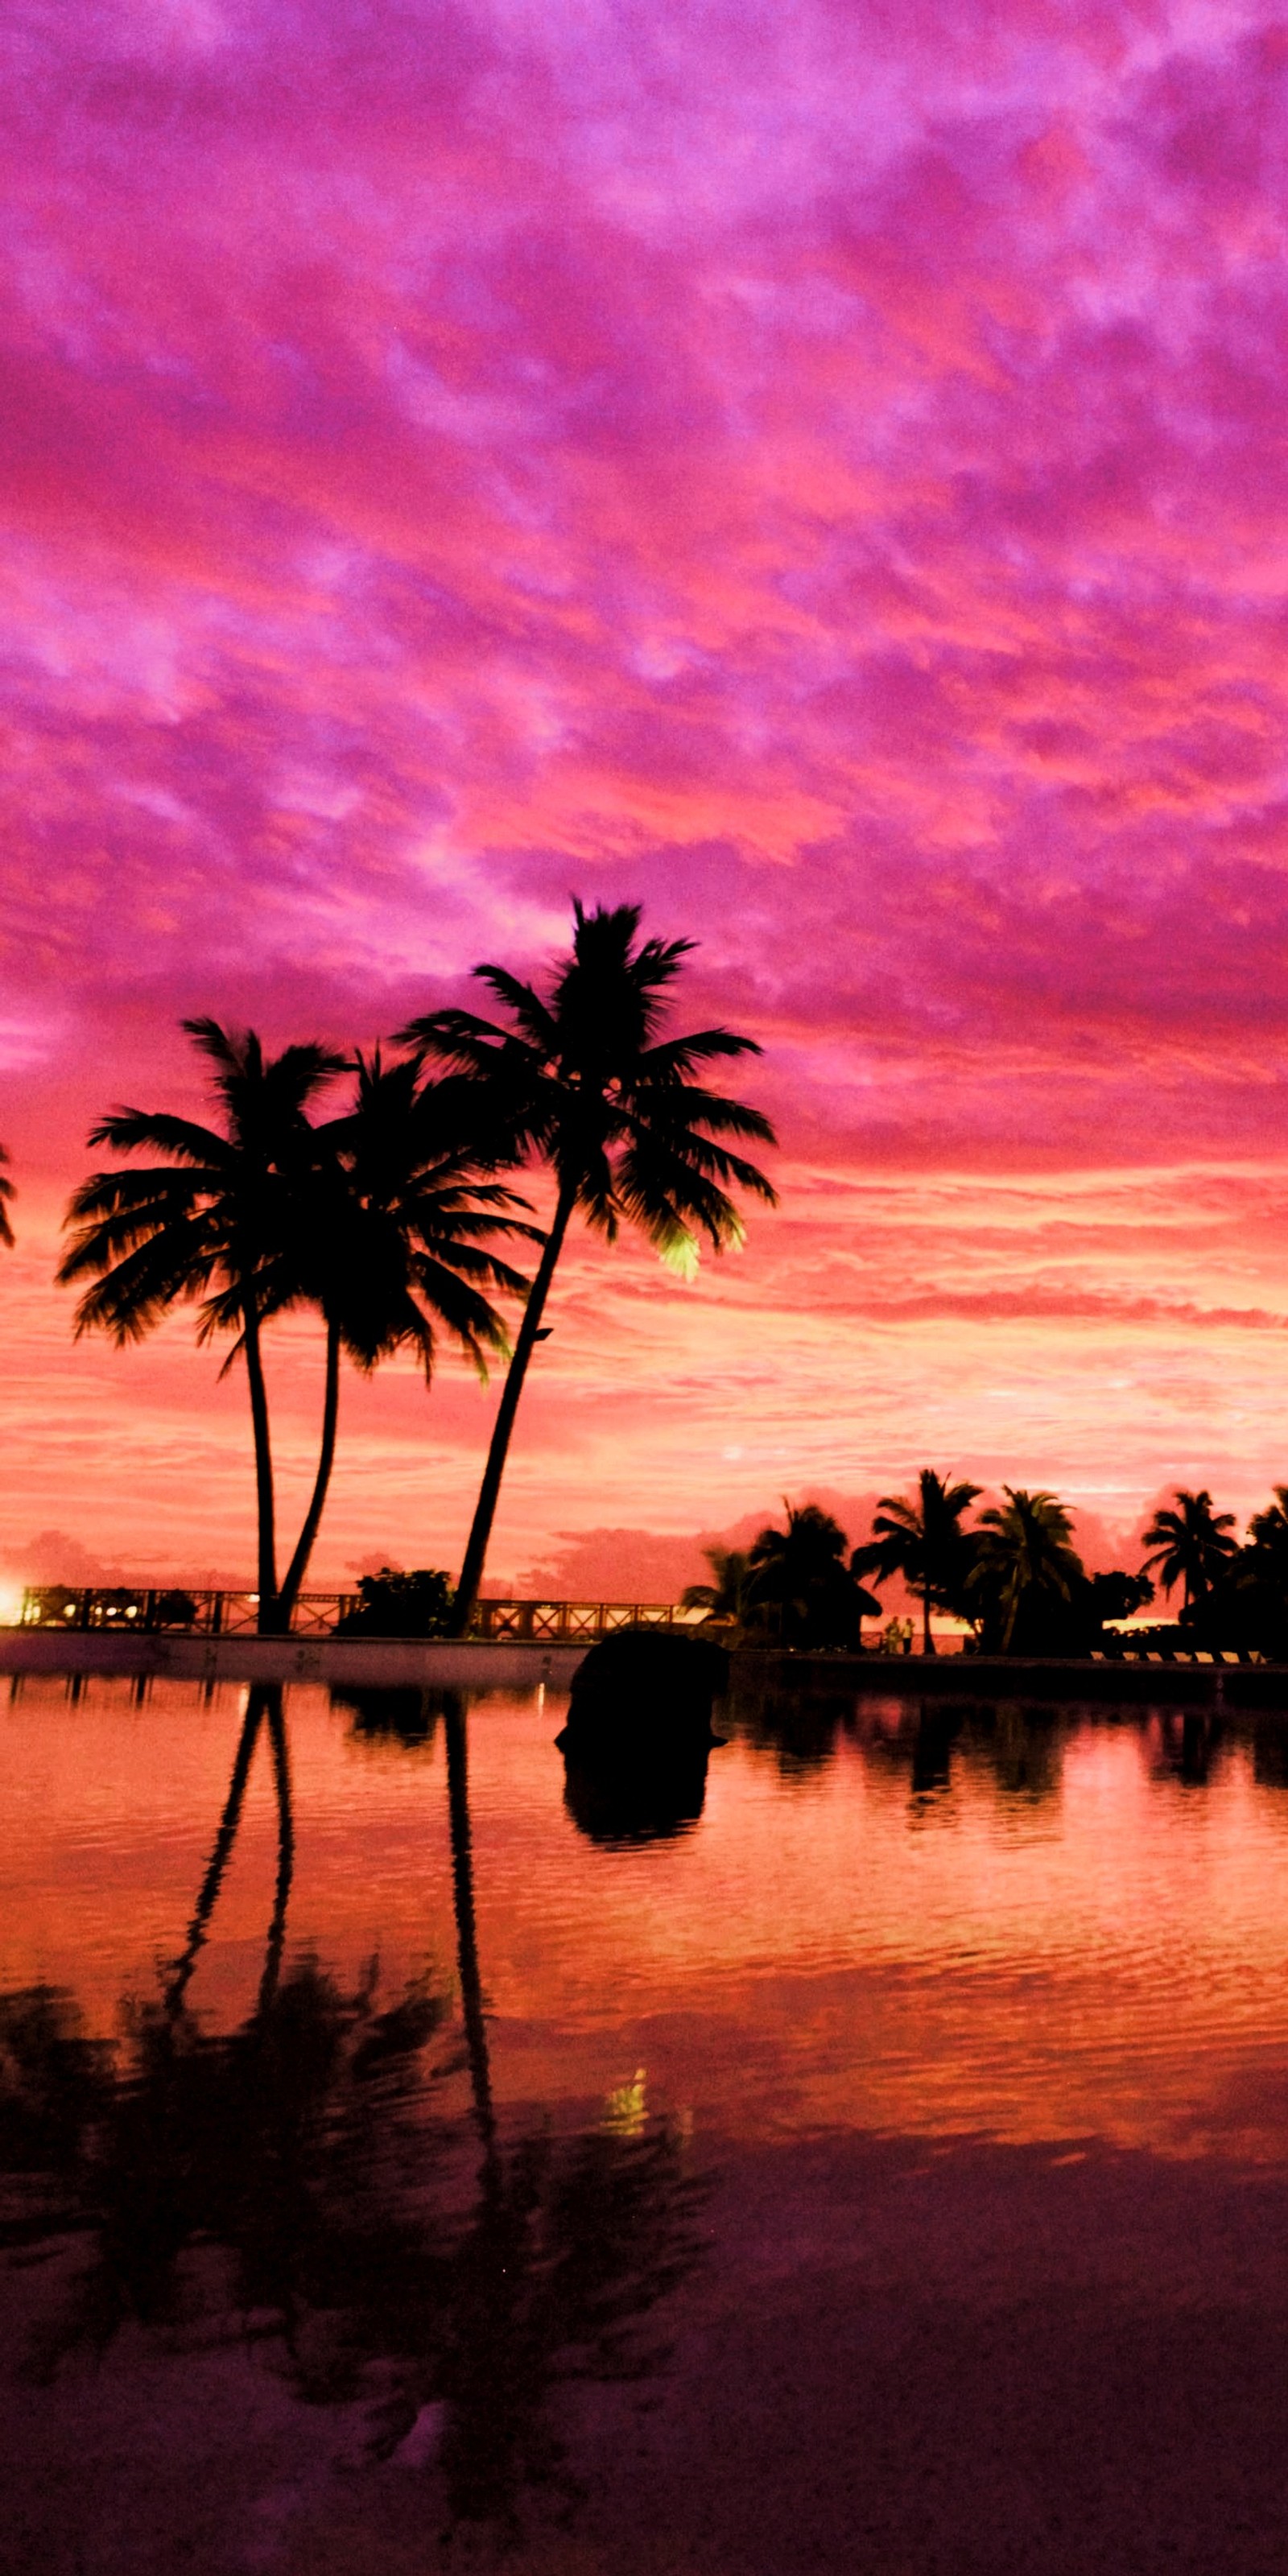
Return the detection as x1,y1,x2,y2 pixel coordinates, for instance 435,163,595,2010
4,0,1288,1592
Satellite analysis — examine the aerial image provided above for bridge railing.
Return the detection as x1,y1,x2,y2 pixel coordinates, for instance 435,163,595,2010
17,1587,694,1641
470,1599,690,1641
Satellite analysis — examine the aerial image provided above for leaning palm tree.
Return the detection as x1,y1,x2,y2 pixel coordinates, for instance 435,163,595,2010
969,1487,1083,1653
402,901,777,1633
60,1021,343,1631
1141,1488,1237,1616
852,1469,982,1656
267,1052,541,1622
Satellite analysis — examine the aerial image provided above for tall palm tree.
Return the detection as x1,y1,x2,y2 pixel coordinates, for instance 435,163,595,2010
60,1021,343,1631
970,1487,1083,1653
852,1469,982,1656
1141,1488,1237,1616
0,1144,14,1248
60,1029,538,1634
402,900,777,1633
270,1052,541,1622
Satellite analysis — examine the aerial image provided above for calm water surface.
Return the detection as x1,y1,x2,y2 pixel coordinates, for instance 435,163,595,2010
6,1674,1288,2575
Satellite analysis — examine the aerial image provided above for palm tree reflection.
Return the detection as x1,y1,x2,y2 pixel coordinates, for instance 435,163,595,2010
0,1682,706,2531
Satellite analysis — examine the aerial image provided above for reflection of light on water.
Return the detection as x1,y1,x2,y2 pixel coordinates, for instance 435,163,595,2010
603,2068,648,2136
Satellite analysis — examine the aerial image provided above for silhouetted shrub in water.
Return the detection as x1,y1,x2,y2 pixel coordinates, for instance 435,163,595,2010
561,1626,728,1752
556,1628,726,1841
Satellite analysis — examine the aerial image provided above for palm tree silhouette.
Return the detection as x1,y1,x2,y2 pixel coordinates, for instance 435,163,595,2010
744,1502,879,1647
60,1028,536,1631
970,1487,1083,1653
60,1021,344,1631
401,900,777,1632
274,1052,540,1620
852,1470,982,1656
0,1145,14,1248
680,1545,753,1626
1141,1488,1238,1616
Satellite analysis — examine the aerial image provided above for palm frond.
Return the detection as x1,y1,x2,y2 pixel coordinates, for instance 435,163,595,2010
86,1109,233,1167
469,967,561,1055
637,1030,764,1080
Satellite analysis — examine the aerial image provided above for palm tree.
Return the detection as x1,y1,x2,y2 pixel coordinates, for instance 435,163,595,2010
60,1021,343,1631
852,1469,982,1655
1248,1487,1288,1567
271,1052,541,1621
680,1545,753,1626
1141,1488,1237,1616
402,900,777,1633
744,1501,880,1648
970,1488,1083,1653
60,1029,538,1634
0,1145,14,1248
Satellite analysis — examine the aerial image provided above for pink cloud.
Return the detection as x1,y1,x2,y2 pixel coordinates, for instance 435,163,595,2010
5,0,1288,1577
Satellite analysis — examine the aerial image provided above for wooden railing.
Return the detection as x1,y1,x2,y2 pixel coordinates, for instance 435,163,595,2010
470,1600,689,1641
17,1587,693,1641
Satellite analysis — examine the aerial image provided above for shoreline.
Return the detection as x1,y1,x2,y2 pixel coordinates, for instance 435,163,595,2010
2,1628,1286,1704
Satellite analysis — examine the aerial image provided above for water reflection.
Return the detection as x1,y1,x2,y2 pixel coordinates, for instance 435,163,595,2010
727,1680,1071,1808
730,1676,856,1778
1154,1706,1226,1788
560,1736,713,1844
332,1682,443,1750
0,1681,707,2534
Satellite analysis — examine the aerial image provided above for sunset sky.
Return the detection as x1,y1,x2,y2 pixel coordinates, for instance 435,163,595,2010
5,0,1288,1593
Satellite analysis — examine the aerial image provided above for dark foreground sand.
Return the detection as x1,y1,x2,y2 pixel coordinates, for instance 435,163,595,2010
7,2130,1288,2576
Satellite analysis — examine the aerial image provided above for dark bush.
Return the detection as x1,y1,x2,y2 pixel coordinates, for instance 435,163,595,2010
334,1568,454,1638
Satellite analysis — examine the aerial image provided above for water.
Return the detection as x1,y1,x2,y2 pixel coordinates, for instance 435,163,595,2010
6,1675,1288,2574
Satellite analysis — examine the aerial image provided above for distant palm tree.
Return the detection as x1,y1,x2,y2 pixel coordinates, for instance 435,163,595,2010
0,1145,14,1248
402,901,777,1633
272,1052,541,1621
680,1545,753,1626
1141,1488,1237,1616
852,1469,982,1656
970,1487,1083,1653
745,1502,880,1648
1247,1487,1288,1587
60,1021,343,1631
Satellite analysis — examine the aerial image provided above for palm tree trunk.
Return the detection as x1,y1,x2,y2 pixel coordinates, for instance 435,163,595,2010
444,1690,495,2145
277,1315,341,1628
922,1585,935,1656
242,1301,278,1636
448,1177,577,1637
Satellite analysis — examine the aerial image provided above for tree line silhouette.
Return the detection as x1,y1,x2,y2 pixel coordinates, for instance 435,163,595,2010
2,899,1286,1659
0,901,776,1635
683,1476,1288,1657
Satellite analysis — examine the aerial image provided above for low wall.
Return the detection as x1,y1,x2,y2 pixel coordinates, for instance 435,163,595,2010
3,1631,1286,1710
0,1631,590,1687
